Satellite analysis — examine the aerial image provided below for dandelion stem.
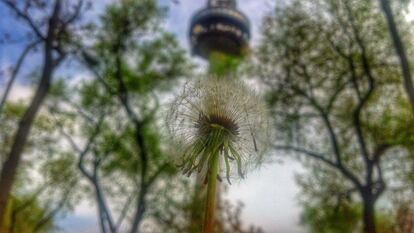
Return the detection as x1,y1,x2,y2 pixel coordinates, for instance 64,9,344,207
202,151,219,233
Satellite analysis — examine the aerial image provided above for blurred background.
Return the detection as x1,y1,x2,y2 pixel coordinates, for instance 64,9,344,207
0,0,414,233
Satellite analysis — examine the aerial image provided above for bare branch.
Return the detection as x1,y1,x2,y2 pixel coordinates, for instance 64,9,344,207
115,192,135,230
344,0,374,164
63,113,117,233
0,40,40,116
147,162,170,187
112,52,152,233
63,0,84,26
322,31,362,103
326,75,352,112
372,143,390,163
55,100,97,124
57,128,81,154
77,51,117,95
295,83,362,188
1,0,45,40
91,155,116,233
273,145,337,168
77,115,105,181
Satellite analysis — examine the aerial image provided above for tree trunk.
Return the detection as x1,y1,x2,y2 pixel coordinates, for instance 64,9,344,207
95,182,115,233
379,0,414,114
362,193,377,233
129,186,147,233
0,45,54,227
0,1,62,227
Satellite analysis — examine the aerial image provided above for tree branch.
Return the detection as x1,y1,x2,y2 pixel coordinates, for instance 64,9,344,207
1,0,45,40
323,30,363,102
33,187,72,233
147,162,170,187
9,184,47,233
273,145,337,168
112,45,150,233
115,192,135,230
91,154,116,233
290,83,363,189
63,0,84,26
78,51,117,95
0,40,40,117
0,0,63,224
63,113,117,233
378,0,414,114
77,115,105,182
344,0,374,165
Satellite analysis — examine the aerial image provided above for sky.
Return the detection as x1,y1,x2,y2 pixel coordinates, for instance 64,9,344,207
0,0,305,232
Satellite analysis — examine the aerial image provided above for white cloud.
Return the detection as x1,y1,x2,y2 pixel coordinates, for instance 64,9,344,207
406,2,414,22
3,84,33,102
74,199,98,218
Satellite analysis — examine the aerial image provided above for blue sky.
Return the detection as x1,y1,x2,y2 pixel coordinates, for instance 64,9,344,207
0,1,306,232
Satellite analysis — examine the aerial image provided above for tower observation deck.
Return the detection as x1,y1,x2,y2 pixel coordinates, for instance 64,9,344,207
189,0,251,59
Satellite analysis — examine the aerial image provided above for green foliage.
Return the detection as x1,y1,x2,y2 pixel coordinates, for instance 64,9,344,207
4,195,54,233
40,154,78,191
99,0,163,47
254,0,414,231
297,164,360,232
301,202,360,233
1,102,61,166
82,0,191,98
0,103,25,157
0,101,80,232
0,0,261,232
76,0,189,177
208,51,243,76
46,0,193,231
302,201,400,233
364,96,414,149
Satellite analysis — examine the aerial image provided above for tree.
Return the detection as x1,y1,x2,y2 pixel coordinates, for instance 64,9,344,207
298,163,398,233
298,165,361,233
51,1,190,232
0,0,88,225
254,0,414,232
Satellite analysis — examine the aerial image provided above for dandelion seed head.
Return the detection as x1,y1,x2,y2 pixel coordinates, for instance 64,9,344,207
167,77,270,183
